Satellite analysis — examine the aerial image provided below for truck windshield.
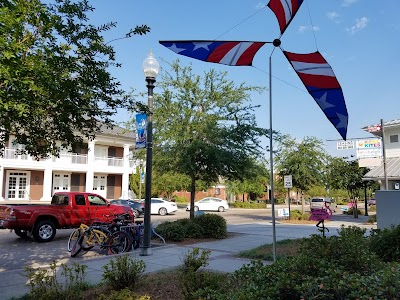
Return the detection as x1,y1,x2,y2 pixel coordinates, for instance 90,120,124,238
51,194,69,205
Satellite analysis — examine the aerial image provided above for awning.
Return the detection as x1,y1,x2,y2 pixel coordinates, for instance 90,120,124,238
363,157,400,181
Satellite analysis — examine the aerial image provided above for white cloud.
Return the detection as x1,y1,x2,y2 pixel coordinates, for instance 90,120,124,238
346,17,369,34
298,25,320,33
342,0,359,7
327,11,340,23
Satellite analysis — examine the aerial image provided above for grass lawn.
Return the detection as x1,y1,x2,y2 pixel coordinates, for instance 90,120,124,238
236,238,305,261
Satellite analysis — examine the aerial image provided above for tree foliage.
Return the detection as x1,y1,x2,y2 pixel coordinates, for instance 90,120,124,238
152,60,267,218
275,135,328,193
325,156,370,199
0,0,149,157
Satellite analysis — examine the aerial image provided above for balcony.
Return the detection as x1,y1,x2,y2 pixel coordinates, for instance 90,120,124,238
4,148,30,160
52,153,88,164
94,156,123,167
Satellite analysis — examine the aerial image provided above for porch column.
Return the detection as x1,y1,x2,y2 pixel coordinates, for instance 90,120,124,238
41,160,53,201
85,140,95,193
121,144,131,199
0,165,4,200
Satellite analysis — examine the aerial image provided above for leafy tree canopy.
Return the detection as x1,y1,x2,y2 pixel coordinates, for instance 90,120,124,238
0,0,149,158
275,135,328,192
151,60,267,217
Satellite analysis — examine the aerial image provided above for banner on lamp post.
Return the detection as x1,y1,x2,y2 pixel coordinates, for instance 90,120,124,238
135,113,147,149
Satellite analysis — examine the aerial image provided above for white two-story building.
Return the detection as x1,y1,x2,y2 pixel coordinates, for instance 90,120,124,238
363,119,400,189
0,124,137,202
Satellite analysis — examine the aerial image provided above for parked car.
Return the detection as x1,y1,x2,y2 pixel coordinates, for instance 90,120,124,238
147,198,178,216
186,197,229,212
368,198,376,206
310,197,338,212
109,199,144,218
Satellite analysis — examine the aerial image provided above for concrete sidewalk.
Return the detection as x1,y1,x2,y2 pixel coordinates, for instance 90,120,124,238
0,215,376,300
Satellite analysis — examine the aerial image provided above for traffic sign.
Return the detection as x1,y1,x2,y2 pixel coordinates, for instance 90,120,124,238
284,175,292,188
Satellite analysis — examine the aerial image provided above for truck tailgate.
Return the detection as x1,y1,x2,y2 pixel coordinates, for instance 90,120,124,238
0,205,12,228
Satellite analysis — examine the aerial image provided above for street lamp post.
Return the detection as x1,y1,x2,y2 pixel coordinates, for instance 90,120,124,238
140,50,159,256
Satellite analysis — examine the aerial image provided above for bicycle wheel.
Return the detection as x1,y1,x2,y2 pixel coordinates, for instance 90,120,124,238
70,233,85,257
107,231,131,255
67,228,81,252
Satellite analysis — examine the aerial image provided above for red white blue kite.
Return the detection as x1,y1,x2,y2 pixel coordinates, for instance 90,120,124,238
159,41,266,66
268,0,304,34
283,51,348,140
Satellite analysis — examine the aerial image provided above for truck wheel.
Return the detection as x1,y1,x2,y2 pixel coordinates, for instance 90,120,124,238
33,220,56,242
14,229,28,238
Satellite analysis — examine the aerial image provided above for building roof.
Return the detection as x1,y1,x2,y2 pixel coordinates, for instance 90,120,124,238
96,122,135,139
363,157,400,180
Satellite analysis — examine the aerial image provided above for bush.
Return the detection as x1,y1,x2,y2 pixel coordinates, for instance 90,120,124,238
229,201,265,209
367,214,377,223
344,207,362,215
368,225,400,262
102,254,145,290
289,209,310,220
192,214,227,239
155,221,186,242
24,261,89,300
97,289,150,300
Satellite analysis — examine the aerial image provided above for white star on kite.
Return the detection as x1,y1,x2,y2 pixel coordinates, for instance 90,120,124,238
168,43,186,53
336,113,348,129
315,92,335,110
192,42,212,51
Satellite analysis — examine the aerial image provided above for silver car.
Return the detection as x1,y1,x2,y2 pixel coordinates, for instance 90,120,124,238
310,197,337,212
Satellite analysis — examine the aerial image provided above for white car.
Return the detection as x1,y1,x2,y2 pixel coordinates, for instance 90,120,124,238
186,197,229,212
149,198,177,216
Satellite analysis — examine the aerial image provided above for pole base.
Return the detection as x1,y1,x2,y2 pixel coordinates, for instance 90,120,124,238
139,246,153,256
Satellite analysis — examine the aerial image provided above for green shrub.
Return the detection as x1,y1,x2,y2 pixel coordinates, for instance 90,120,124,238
344,207,362,215
229,201,265,209
289,209,310,220
193,214,227,239
368,204,376,212
368,225,400,262
97,289,150,300
173,195,188,203
185,221,205,238
179,248,227,300
102,254,145,290
299,226,381,274
367,214,377,223
24,261,89,300
155,221,186,242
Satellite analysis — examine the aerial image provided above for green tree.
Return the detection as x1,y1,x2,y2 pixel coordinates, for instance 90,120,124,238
275,136,328,204
0,0,149,158
152,172,191,200
152,61,267,218
326,157,370,199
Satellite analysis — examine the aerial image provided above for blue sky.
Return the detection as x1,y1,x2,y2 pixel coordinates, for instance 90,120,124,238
87,0,399,157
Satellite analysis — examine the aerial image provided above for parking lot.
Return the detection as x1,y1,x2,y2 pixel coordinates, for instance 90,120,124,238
0,205,360,272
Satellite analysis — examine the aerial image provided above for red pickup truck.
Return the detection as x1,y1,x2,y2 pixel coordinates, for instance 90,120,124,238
0,192,132,242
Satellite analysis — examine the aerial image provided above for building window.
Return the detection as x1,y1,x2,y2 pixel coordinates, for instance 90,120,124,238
390,135,399,143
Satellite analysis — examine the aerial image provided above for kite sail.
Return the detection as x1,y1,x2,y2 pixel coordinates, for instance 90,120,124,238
159,41,266,66
268,0,304,35
283,51,348,140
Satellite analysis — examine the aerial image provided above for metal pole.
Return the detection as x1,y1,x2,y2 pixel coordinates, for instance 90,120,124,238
269,54,277,262
364,182,368,216
287,188,291,220
381,119,388,190
138,167,142,202
140,77,155,256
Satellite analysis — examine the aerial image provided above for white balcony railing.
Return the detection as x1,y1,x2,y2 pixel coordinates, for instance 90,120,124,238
4,148,29,160
52,153,88,164
94,156,124,167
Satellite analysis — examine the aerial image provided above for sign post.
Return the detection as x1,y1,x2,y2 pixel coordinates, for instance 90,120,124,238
284,175,292,220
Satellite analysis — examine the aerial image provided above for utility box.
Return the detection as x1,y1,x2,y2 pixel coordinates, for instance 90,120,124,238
376,190,400,229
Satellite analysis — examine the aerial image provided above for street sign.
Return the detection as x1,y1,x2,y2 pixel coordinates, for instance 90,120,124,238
284,175,292,188
336,140,354,150
140,171,145,184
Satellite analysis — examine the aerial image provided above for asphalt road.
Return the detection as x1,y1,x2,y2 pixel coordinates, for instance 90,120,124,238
0,205,329,272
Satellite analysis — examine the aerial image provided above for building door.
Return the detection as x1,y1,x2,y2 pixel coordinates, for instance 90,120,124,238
6,171,29,200
107,176,115,199
53,173,70,193
93,175,107,198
